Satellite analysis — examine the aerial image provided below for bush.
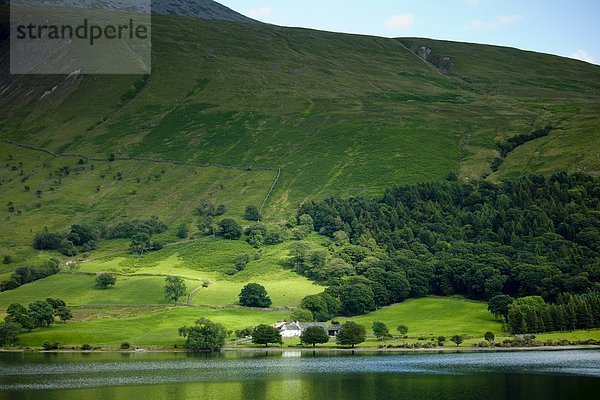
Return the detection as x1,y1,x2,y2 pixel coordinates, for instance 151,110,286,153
95,273,116,289
107,217,167,239
42,341,60,350
33,231,66,250
81,344,92,351
244,205,262,221
120,342,131,349
218,219,242,240
235,327,254,338
2,255,13,264
397,325,408,335
450,335,464,346
484,331,495,342
176,224,189,239
235,253,250,271
372,321,391,340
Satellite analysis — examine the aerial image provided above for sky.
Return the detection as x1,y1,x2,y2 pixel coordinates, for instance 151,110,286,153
218,0,600,65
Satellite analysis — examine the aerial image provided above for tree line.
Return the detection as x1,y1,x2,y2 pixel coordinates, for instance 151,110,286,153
0,258,60,292
31,216,168,256
503,292,600,334
287,173,598,318
0,298,72,347
179,318,367,351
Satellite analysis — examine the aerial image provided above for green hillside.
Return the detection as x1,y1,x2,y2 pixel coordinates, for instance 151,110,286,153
1,4,600,349
2,8,600,263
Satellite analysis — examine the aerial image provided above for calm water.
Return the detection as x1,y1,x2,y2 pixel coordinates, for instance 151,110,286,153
1,350,599,400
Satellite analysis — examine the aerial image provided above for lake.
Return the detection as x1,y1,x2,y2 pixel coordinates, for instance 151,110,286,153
1,350,599,399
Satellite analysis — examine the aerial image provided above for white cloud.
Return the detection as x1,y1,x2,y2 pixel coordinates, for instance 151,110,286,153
465,0,480,6
384,14,414,32
465,15,523,30
247,6,272,19
570,50,595,64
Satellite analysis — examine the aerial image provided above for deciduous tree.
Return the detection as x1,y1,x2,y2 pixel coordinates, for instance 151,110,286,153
252,324,282,347
178,318,228,352
336,321,366,348
164,276,187,304
300,326,330,347
239,283,271,308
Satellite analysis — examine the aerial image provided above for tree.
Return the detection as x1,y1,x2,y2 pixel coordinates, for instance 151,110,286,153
130,233,152,254
235,253,251,271
300,326,330,347
484,331,495,342
28,300,55,328
95,273,116,289
239,283,272,308
300,294,330,322
290,308,314,322
5,303,33,330
372,321,390,340
244,205,262,221
252,324,282,347
218,219,242,240
397,325,408,335
46,298,72,322
178,318,228,352
336,321,366,348
487,295,514,320
235,327,254,338
340,284,375,316
164,276,187,304
0,322,23,347
176,224,189,239
68,224,98,246
450,335,463,346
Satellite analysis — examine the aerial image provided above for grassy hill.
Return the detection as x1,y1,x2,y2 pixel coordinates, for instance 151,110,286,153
2,7,600,263
1,3,600,348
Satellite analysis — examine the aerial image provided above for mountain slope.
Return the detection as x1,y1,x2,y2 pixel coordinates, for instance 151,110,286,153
1,0,256,22
0,5,599,261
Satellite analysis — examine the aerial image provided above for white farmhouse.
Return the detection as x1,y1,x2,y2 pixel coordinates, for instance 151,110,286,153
276,321,340,338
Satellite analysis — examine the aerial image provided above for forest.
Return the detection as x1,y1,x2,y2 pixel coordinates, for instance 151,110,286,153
291,173,599,321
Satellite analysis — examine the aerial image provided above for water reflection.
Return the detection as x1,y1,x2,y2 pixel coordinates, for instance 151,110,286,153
0,350,598,400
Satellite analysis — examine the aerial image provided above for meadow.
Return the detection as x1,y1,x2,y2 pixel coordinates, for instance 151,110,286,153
2,13,599,264
1,9,599,350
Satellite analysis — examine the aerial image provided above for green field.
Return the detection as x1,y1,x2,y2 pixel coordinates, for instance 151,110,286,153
1,6,599,350
10,295,599,348
1,8,599,263
0,274,192,308
17,306,291,347
348,297,502,338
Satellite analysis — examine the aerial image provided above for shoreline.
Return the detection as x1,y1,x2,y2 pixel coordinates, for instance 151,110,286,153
2,344,599,355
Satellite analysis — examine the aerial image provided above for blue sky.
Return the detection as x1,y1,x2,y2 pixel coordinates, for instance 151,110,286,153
219,0,600,65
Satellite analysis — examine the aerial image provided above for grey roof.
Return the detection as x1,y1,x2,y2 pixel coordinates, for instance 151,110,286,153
281,322,301,331
298,322,329,330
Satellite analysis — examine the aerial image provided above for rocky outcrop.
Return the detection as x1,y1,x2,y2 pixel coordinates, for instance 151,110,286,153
400,40,453,74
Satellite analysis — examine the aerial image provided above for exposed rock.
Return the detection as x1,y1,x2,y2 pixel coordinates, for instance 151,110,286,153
400,40,453,74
